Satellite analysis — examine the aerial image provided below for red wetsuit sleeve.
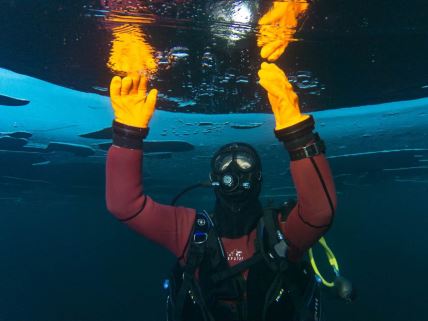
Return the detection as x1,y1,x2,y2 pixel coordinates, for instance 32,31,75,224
105,145,196,257
281,154,337,262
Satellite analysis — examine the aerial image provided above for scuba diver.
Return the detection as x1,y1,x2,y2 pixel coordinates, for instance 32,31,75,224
105,61,346,321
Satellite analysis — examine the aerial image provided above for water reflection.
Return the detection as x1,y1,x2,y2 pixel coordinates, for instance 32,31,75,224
208,1,258,43
108,24,157,75
2,0,427,111
100,0,312,113
257,1,309,61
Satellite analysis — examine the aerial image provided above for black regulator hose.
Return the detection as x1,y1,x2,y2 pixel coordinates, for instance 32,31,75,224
170,180,212,206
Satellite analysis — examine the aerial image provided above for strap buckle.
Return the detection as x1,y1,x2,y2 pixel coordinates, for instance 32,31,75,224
191,211,212,245
193,231,208,244
302,142,319,158
289,135,325,161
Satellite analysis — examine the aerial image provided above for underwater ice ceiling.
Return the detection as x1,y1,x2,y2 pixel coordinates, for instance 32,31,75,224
0,0,428,114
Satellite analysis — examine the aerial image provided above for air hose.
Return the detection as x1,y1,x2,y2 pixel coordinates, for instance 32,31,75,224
309,237,355,302
308,237,338,287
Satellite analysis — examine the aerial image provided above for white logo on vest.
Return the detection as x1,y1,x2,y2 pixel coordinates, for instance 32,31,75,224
227,249,244,262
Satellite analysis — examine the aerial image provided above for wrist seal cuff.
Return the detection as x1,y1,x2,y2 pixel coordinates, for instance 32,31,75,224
274,115,326,160
274,115,315,143
112,121,149,150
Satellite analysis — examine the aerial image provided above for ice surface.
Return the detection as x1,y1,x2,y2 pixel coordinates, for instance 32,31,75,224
0,136,28,150
1,131,32,139
0,94,29,106
46,142,95,157
0,67,427,177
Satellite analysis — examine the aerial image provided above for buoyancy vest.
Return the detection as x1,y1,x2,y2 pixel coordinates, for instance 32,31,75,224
165,200,322,321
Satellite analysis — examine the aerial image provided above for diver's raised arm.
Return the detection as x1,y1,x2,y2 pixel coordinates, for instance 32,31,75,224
258,63,337,261
105,74,196,257
106,73,158,219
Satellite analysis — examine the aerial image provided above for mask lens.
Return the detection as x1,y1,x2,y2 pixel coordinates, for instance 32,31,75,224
215,152,255,173
215,154,233,172
235,153,253,171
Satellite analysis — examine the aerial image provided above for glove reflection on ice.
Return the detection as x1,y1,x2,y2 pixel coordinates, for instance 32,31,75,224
257,1,310,130
257,1,309,62
107,23,157,76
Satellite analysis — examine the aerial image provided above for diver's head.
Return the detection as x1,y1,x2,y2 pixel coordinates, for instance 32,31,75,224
209,142,262,212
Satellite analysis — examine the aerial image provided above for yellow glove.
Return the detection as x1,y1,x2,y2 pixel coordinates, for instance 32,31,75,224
258,62,309,130
110,73,158,128
257,1,309,62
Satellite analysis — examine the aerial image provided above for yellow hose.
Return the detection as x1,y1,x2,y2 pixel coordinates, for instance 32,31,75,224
308,237,339,288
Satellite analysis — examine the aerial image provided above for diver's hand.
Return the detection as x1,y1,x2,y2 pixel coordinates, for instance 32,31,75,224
257,1,309,61
258,62,309,130
110,73,158,128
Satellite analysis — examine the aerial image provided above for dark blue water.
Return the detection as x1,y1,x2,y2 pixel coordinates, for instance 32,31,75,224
1,152,427,321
